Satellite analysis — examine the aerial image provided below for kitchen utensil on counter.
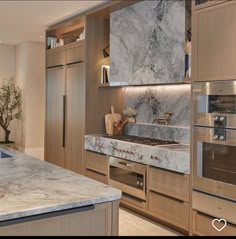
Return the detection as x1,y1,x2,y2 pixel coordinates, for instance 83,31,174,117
105,106,121,135
113,119,128,136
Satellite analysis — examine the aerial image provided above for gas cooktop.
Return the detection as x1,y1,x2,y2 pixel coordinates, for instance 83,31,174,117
103,135,179,146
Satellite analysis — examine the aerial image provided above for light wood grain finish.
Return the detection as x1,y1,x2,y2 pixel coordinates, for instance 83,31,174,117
65,62,85,174
193,1,236,81
86,169,108,184
45,66,65,167
0,202,118,236
86,151,109,175
121,193,147,212
85,15,125,136
148,166,190,202
148,191,189,231
192,211,236,236
193,0,228,11
119,208,180,236
46,48,66,67
192,191,236,225
66,41,85,64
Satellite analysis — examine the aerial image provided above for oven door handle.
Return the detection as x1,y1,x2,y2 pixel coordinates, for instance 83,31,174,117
118,162,132,167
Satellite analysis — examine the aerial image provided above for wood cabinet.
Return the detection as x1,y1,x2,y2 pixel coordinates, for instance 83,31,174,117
147,166,190,231
85,151,109,184
192,191,236,225
45,42,85,174
0,201,119,236
148,166,190,202
192,1,236,81
192,211,236,236
148,191,189,231
45,66,65,168
193,0,228,11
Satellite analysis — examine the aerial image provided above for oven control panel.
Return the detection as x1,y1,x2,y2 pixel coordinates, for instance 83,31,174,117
213,115,226,141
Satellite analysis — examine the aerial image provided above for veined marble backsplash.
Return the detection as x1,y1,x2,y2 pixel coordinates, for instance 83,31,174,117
124,123,190,145
124,85,190,144
125,85,190,126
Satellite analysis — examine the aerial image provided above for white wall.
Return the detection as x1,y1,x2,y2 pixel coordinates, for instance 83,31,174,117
0,45,15,141
14,42,45,160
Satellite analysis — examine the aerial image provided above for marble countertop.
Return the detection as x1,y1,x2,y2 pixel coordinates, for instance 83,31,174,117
85,134,190,174
0,147,121,222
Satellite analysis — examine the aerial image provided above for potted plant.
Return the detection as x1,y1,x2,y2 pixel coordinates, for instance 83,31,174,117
123,107,137,123
0,78,22,144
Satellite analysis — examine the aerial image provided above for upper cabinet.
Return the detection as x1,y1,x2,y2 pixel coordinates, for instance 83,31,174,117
192,1,236,82
109,0,190,86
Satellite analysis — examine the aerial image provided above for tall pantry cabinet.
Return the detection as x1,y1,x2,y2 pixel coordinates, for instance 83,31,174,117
45,40,85,174
45,3,126,175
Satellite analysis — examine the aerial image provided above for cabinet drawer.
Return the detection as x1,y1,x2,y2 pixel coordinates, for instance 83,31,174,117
148,166,189,202
86,169,108,185
121,193,146,211
46,48,66,67
148,191,189,231
66,42,84,64
192,210,236,236
86,151,109,175
192,191,236,225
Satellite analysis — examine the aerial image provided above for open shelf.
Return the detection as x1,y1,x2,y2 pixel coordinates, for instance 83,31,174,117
46,16,85,50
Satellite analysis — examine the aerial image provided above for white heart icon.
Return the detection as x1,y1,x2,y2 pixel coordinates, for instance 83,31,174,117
212,218,227,232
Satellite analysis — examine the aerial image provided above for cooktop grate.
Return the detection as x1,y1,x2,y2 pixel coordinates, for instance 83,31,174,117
103,135,179,146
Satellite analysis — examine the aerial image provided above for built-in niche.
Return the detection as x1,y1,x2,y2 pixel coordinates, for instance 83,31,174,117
124,85,191,144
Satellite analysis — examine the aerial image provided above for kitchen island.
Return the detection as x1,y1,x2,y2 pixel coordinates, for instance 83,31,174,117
0,148,121,236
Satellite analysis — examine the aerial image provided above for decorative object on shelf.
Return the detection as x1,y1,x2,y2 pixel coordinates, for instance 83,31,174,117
101,65,110,84
123,107,137,123
113,119,128,136
79,27,85,40
0,77,22,143
102,44,110,58
156,111,173,125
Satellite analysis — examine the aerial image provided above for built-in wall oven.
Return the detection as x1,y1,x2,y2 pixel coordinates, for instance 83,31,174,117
109,157,147,201
193,81,236,201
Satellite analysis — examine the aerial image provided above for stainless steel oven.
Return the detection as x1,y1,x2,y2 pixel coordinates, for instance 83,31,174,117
193,81,236,201
193,81,236,128
109,157,147,201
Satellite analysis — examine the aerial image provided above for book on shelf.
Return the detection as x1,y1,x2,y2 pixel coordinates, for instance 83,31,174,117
101,65,110,85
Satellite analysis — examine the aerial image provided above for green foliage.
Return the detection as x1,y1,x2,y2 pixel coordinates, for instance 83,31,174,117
0,77,22,142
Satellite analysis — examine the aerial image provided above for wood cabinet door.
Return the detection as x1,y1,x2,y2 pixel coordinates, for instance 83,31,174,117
193,1,236,81
46,48,66,68
65,63,85,173
45,66,65,167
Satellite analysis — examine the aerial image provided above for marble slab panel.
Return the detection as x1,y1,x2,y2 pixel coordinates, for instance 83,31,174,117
124,123,190,144
110,0,185,85
85,135,190,174
0,148,121,222
125,85,190,126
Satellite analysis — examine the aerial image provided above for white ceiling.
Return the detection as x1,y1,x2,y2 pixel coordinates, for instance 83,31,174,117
0,0,107,45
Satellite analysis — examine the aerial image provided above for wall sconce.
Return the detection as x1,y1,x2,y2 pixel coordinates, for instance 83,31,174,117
103,44,110,58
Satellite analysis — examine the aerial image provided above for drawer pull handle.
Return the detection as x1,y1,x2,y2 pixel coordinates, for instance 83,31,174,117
118,162,132,167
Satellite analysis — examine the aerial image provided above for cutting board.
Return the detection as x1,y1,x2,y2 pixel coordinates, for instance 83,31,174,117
105,106,121,135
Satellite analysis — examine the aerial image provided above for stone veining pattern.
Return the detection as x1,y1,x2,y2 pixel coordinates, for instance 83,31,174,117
0,148,121,222
125,85,190,126
110,0,185,85
124,123,190,144
85,135,190,174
